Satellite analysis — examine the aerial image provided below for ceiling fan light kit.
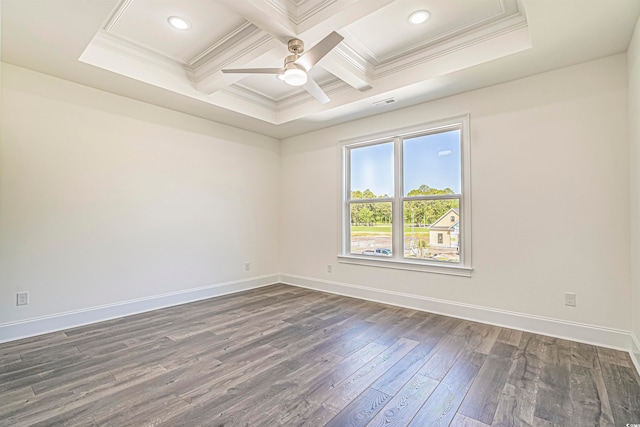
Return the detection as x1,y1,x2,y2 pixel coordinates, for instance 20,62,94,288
283,67,307,86
283,50,307,86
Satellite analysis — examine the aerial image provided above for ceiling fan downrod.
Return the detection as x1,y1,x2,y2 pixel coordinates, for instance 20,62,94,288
287,38,304,54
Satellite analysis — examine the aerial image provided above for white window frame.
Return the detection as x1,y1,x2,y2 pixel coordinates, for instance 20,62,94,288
337,115,472,277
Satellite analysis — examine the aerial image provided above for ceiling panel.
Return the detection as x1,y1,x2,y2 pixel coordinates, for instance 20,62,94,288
236,74,299,100
108,0,246,64
345,0,504,62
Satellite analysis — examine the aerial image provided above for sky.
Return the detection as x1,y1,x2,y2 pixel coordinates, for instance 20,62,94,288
350,130,461,197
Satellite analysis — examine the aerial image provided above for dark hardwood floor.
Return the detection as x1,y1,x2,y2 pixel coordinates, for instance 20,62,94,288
1,284,639,426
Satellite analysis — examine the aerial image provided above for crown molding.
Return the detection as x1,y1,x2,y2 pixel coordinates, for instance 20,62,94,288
189,29,277,85
103,0,133,32
188,22,257,68
377,0,509,65
263,0,338,26
87,31,187,80
225,84,279,109
374,12,529,79
295,0,338,25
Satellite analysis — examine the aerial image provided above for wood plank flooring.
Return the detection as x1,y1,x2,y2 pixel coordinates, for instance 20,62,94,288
1,284,639,426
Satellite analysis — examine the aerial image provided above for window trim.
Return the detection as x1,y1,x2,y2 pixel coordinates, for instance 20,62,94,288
338,115,472,277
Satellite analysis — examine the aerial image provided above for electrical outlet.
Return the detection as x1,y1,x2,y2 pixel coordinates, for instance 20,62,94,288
564,292,576,307
244,262,250,271
17,292,29,306
327,264,332,273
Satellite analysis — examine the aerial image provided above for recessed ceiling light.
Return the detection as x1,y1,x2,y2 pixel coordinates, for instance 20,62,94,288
408,10,430,25
167,16,191,30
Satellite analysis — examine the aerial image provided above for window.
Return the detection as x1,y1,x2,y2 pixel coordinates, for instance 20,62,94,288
339,116,471,276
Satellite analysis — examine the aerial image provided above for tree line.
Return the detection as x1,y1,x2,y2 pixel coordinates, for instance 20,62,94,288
351,185,459,227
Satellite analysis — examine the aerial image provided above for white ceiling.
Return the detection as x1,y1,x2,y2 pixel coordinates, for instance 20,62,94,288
2,0,640,139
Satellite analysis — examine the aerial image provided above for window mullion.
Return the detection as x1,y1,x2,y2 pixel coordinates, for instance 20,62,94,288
404,194,461,201
344,146,351,255
393,136,403,259
347,197,394,204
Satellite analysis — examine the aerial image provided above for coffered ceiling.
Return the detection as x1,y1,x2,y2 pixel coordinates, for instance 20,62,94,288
2,0,640,138
79,0,530,125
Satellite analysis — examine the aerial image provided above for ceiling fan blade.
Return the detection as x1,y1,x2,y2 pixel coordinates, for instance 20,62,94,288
221,68,283,74
297,31,344,71
303,77,330,104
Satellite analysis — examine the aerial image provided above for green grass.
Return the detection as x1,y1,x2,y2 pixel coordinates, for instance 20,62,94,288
351,225,430,235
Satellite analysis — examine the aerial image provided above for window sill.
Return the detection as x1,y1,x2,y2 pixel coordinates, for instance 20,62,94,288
337,255,472,277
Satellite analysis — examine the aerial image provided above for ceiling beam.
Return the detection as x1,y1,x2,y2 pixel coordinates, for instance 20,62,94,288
216,0,297,44
193,39,284,94
217,0,394,47
295,0,395,43
322,45,372,91
210,0,391,94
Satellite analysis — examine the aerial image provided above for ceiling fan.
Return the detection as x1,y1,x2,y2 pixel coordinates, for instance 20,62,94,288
221,31,344,104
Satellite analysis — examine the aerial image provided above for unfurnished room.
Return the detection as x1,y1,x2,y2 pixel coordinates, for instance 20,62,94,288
1,0,640,425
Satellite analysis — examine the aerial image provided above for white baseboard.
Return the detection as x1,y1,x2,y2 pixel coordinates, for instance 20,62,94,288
3,271,638,374
631,333,640,375
280,274,634,352
0,274,279,343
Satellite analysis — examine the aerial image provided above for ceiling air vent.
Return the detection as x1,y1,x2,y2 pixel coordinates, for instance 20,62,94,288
373,98,396,107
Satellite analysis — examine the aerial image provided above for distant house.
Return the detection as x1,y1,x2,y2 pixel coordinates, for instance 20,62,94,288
428,208,459,249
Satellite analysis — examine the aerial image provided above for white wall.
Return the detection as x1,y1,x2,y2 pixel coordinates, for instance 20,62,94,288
280,55,630,335
629,17,640,364
1,52,635,352
0,64,280,329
